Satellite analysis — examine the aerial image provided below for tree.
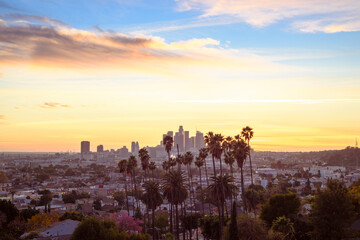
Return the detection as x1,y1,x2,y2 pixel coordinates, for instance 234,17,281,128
141,180,163,240
0,172,8,183
149,161,156,179
230,136,249,212
27,212,59,231
162,170,188,240
20,207,39,221
244,184,266,214
109,212,144,233
0,199,19,228
207,175,238,210
71,217,129,240
309,180,356,240
241,126,254,185
228,202,238,240
139,148,150,180
113,191,126,209
59,211,85,221
223,214,267,240
180,213,202,240
271,216,296,240
93,199,102,210
163,135,174,162
128,155,139,210
301,178,312,196
119,159,130,214
260,193,300,227
195,156,205,214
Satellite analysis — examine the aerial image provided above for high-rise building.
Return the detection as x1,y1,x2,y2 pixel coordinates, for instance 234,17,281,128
97,145,104,152
131,141,139,155
81,141,90,154
195,131,205,149
174,126,185,152
167,131,174,138
185,131,190,151
189,136,195,150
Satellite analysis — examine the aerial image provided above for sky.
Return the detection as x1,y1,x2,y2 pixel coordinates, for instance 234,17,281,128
0,0,360,152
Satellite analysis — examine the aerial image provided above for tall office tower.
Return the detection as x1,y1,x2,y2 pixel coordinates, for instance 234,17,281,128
167,131,174,138
81,141,90,154
195,131,205,149
184,131,190,151
179,125,184,134
189,137,195,150
135,142,139,154
97,145,104,152
131,141,136,154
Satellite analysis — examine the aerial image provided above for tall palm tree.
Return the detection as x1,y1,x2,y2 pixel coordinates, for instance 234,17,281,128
149,161,156,180
162,160,170,173
198,148,209,188
127,155,138,211
176,154,184,171
184,151,194,212
231,135,249,212
169,156,177,169
206,175,238,211
163,135,174,161
139,147,150,180
241,126,254,185
118,159,129,214
194,156,205,214
205,132,225,233
142,181,163,240
162,170,188,240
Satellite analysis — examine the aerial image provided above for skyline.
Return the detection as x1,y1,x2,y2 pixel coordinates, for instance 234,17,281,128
1,0,360,152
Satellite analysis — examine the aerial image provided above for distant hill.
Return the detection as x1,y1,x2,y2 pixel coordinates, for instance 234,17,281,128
320,147,360,167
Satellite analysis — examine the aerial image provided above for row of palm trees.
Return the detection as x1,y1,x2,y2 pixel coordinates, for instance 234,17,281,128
117,126,254,240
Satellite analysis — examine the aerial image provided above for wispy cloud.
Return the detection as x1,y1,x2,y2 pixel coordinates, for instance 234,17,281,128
175,0,360,33
175,99,360,104
0,115,5,119
40,102,71,109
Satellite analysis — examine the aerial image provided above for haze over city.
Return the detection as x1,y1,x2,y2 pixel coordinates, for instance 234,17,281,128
1,0,360,152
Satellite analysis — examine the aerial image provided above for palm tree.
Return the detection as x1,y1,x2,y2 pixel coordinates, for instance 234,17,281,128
139,147,150,180
127,155,138,211
183,151,194,212
149,161,156,180
205,132,225,233
198,148,209,188
169,156,177,169
176,154,184,171
206,175,238,211
162,170,188,240
142,181,163,240
118,159,129,214
231,135,249,212
163,135,174,161
241,126,254,185
194,156,205,214
162,161,170,173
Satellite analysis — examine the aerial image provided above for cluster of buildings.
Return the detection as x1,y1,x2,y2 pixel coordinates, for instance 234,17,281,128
80,126,206,162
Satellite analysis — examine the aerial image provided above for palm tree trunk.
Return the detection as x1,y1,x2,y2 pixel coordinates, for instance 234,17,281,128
199,168,204,215
170,203,173,234
248,141,253,185
211,155,223,238
240,166,247,213
152,208,156,240
203,158,211,215
124,173,130,215
176,204,180,240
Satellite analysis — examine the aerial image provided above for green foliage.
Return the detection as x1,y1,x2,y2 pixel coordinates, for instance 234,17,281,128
113,191,126,207
59,211,85,221
62,190,90,204
200,215,229,240
154,210,169,234
180,213,202,231
271,216,295,240
260,193,300,227
223,214,267,240
228,202,238,240
309,180,356,240
244,184,266,213
93,199,102,211
0,199,19,228
71,217,150,240
20,207,39,221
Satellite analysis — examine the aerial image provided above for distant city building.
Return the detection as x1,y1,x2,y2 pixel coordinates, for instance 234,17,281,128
118,146,129,157
174,126,185,152
81,141,90,154
195,131,205,149
97,145,104,152
167,131,174,138
185,131,190,151
131,141,139,155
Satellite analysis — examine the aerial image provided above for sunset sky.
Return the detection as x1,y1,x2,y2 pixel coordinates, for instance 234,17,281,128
1,0,360,152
